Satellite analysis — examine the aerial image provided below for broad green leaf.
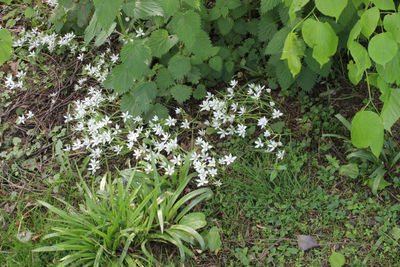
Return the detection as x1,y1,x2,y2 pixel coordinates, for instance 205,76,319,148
179,212,206,230
76,0,93,28
0,0,11,3
339,163,359,179
289,0,310,22
168,55,191,80
24,7,35,18
347,20,362,47
347,60,363,85
302,19,338,66
123,0,164,19
206,227,222,252
160,0,180,17
372,0,395,10
376,52,400,84
94,22,116,47
348,41,371,77
296,67,317,91
275,56,295,89
209,56,223,72
187,30,217,60
351,111,384,158
383,13,400,43
171,85,192,103
368,32,398,66
120,41,152,79
93,0,123,30
58,0,75,8
315,0,348,21
260,0,281,14
329,251,346,267
84,12,102,45
360,7,380,39
380,88,400,130
0,29,12,65
121,82,158,116
104,64,133,93
265,27,291,55
281,32,305,77
193,85,207,99
183,0,201,9
171,10,201,49
217,17,234,35
147,30,178,58
390,227,400,240
156,68,174,90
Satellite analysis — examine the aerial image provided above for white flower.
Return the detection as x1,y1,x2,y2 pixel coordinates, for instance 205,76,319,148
77,53,84,61
257,117,268,129
196,176,209,187
121,111,132,123
152,115,159,122
113,145,123,155
236,124,246,138
272,109,283,119
165,116,177,127
164,165,175,176
171,154,182,166
26,111,34,119
254,138,264,148
110,54,119,64
264,130,271,138
277,150,285,160
181,119,190,129
224,154,237,165
16,115,26,125
269,101,275,107
230,79,238,88
88,158,100,174
213,180,222,187
135,28,145,37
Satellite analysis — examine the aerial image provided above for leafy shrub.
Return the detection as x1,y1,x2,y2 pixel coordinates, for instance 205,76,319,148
33,155,213,265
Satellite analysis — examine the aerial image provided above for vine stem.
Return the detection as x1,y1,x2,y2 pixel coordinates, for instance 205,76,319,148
291,6,316,33
364,71,379,113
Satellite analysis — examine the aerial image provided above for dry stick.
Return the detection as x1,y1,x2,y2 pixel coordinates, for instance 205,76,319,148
87,237,115,257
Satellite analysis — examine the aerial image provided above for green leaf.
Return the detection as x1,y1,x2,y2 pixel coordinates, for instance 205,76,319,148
104,64,133,93
368,32,398,66
348,41,371,83
147,30,178,58
84,12,102,45
296,67,317,92
171,85,192,103
121,41,152,78
351,111,384,158
302,18,338,66
260,0,281,14
93,0,123,30
289,0,310,22
315,0,348,21
0,29,12,65
24,7,35,18
281,32,305,77
265,27,291,55
183,0,201,9
376,52,400,84
123,0,164,19
390,227,400,240
347,20,362,47
179,213,206,230
187,30,217,60
329,251,346,267
380,88,400,130
360,7,380,39
156,68,174,90
168,55,191,80
206,227,222,252
209,56,223,72
193,85,207,100
372,0,395,10
347,60,363,85
171,10,201,49
383,13,400,43
339,164,359,179
160,0,180,16
217,17,234,35
94,22,116,47
121,82,158,117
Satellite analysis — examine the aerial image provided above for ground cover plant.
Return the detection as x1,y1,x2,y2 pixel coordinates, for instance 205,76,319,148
0,0,399,266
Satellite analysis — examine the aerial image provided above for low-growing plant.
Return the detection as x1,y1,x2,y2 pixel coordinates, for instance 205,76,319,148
33,155,213,265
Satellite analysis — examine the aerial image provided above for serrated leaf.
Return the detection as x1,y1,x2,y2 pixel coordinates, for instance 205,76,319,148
281,32,305,77
329,251,346,267
76,0,93,28
265,27,291,55
351,111,384,158
171,10,201,49
160,0,180,16
360,7,380,39
217,16,234,35
383,13,400,43
380,88,400,130
171,85,192,103
193,85,207,99
315,0,348,21
183,0,201,9
209,56,223,72
258,16,278,42
84,12,102,45
147,103,169,120
390,226,400,240
121,82,158,117
339,163,359,179
289,0,310,22
121,41,152,78
104,64,134,93
187,30,216,59
302,18,338,66
304,48,331,77
168,55,191,80
207,227,222,252
94,22,116,47
296,67,317,91
368,32,398,66
187,66,202,84
93,0,123,30
260,0,281,14
372,0,395,10
123,0,164,19
275,57,295,89
156,68,174,90
147,30,178,58
0,29,12,65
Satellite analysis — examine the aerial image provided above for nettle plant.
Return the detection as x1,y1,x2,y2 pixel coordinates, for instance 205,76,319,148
277,0,400,160
0,27,12,65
